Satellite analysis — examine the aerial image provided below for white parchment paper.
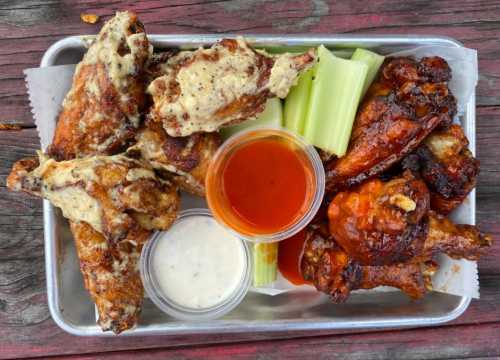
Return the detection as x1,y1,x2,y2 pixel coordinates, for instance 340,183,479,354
24,44,479,299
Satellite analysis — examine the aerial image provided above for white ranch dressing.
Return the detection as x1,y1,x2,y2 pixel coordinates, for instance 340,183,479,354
152,215,246,309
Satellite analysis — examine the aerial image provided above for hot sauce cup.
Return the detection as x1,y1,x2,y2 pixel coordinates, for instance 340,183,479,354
206,127,325,243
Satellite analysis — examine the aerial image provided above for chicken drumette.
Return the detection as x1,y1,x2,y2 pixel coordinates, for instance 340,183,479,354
325,56,457,192
301,172,491,302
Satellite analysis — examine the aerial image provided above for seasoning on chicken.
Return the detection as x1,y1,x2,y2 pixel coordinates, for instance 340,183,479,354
325,56,457,193
327,173,491,266
47,11,152,160
148,37,315,137
300,221,437,302
403,124,479,214
7,152,180,333
128,119,221,196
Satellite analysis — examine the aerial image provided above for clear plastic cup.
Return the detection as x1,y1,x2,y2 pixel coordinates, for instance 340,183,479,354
140,209,252,321
206,127,325,243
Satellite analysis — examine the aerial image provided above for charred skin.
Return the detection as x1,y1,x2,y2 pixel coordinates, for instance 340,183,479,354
403,124,479,214
327,171,430,266
325,56,457,193
300,222,430,302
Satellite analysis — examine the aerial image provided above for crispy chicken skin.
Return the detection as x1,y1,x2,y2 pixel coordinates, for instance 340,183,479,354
47,12,151,160
71,221,149,333
7,153,179,333
327,173,491,267
148,37,315,137
325,56,457,192
301,221,435,302
403,124,479,214
128,118,221,196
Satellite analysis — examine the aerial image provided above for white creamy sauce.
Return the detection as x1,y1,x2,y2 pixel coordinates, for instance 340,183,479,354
152,216,246,309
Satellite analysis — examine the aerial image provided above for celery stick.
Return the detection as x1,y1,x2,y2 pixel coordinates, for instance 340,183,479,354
284,67,313,135
303,45,368,156
220,98,282,140
351,48,385,96
253,242,278,287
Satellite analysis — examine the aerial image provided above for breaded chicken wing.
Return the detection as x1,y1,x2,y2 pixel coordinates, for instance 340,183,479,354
325,56,457,192
148,38,315,137
128,118,221,196
47,11,151,160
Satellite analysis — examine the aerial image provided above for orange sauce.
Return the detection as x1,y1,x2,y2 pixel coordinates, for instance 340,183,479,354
207,135,314,236
278,230,308,285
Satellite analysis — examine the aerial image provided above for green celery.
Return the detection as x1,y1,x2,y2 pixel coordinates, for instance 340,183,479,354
303,45,368,156
284,67,313,135
253,242,278,287
351,48,385,96
220,98,282,140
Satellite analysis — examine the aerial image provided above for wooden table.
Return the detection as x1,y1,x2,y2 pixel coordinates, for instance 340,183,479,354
1,1,499,359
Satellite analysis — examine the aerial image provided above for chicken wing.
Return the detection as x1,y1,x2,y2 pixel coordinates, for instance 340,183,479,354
403,124,479,214
301,221,436,302
327,173,491,267
325,56,457,192
7,153,179,333
47,11,151,160
148,37,315,137
128,118,221,196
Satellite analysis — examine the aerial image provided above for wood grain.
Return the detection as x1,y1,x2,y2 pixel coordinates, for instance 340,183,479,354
0,1,499,359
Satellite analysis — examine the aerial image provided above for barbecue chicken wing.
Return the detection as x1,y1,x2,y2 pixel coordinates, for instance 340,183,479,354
128,118,221,196
325,56,457,192
47,11,151,160
7,153,179,333
148,37,315,137
301,221,436,302
403,124,479,214
327,173,491,267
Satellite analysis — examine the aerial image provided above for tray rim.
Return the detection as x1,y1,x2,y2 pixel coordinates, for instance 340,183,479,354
41,34,473,337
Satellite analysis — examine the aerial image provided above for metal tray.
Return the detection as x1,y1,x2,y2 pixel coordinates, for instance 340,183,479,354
41,34,475,336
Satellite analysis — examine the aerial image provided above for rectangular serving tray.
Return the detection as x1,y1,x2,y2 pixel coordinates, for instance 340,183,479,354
41,34,475,336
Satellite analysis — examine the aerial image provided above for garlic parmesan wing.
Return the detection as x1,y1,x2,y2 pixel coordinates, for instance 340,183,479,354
48,11,152,160
148,37,315,137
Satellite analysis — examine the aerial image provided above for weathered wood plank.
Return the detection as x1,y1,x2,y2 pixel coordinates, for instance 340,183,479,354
37,323,500,360
1,0,500,126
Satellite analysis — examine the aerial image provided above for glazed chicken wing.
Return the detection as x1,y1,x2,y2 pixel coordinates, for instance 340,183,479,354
47,11,151,160
325,56,457,192
128,118,221,196
7,153,179,333
301,221,436,302
148,37,315,137
403,124,479,214
327,173,491,267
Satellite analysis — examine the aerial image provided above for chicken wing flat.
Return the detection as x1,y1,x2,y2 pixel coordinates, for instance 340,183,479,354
403,124,479,214
148,37,315,137
47,11,151,160
7,153,179,333
325,56,457,192
71,221,149,333
327,173,491,267
128,118,221,196
7,152,179,240
301,222,436,302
